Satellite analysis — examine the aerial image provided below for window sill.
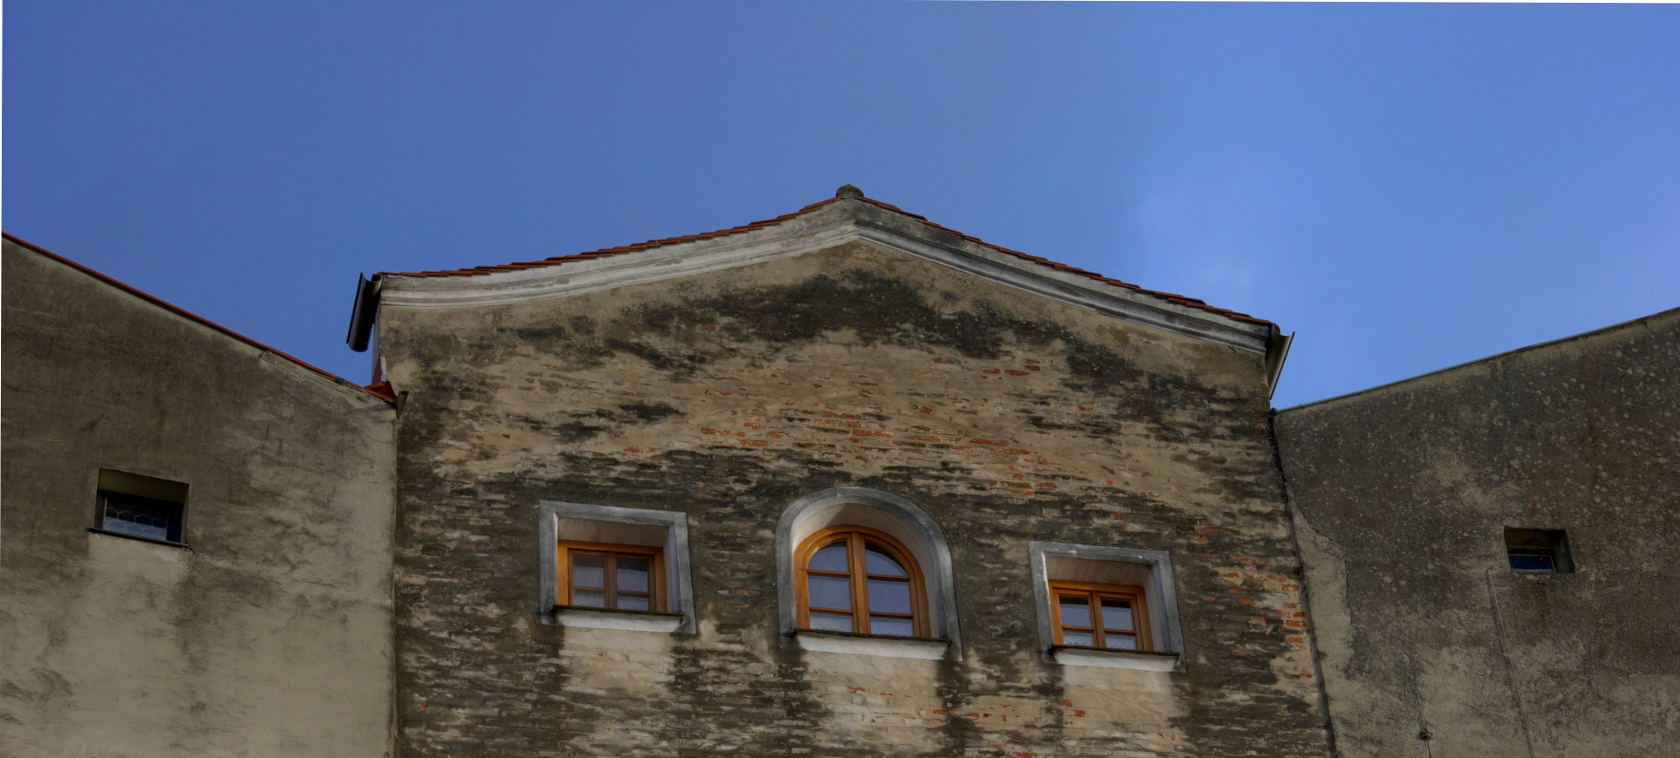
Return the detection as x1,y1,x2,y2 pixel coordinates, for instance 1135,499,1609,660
1052,645,1179,671
793,629,952,660
87,527,188,550
547,604,685,633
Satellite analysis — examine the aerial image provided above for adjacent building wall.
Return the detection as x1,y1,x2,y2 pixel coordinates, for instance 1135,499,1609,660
0,238,400,757
377,232,1330,756
1275,308,1680,757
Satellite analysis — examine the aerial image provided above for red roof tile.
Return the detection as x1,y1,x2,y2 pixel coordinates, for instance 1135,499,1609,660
380,192,1271,327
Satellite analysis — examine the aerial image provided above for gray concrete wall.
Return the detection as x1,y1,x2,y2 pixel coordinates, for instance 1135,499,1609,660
377,235,1329,756
1275,308,1680,757
1,239,399,757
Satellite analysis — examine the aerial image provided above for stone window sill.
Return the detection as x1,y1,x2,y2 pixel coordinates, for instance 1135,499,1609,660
1052,645,1180,671
88,527,188,550
793,629,952,660
547,605,685,633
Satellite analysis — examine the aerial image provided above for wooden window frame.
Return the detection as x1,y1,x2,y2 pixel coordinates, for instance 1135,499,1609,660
1049,579,1151,651
794,525,930,638
556,540,667,613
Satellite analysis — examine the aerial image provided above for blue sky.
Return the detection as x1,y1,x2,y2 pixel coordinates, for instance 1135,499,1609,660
6,2,1677,408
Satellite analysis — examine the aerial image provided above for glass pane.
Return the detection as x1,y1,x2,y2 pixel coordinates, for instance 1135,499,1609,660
1106,634,1138,650
617,558,650,593
573,590,605,608
572,554,605,588
870,616,915,637
617,594,650,612
1101,599,1134,632
1062,630,1094,647
808,575,853,610
104,511,169,542
103,497,179,542
809,612,853,632
1059,595,1091,628
1509,554,1555,572
865,546,908,577
868,579,912,615
809,543,849,573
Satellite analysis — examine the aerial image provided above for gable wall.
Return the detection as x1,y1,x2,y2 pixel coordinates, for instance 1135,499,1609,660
1275,308,1680,757
378,241,1330,757
0,240,399,757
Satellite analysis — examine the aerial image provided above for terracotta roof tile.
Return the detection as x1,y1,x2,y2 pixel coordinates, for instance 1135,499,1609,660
380,194,1270,327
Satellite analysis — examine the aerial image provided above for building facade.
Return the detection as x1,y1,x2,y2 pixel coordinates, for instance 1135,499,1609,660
3,188,1676,757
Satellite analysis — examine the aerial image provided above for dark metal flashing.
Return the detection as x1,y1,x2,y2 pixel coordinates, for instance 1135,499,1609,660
346,274,380,352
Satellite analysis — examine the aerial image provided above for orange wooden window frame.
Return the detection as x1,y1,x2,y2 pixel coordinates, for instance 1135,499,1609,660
794,525,930,638
1048,579,1151,651
557,540,667,613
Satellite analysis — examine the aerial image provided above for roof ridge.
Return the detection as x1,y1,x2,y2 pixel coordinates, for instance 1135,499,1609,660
2,232,393,401
377,191,1271,328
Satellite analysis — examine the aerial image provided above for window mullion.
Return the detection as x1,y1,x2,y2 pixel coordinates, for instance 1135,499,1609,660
1090,590,1105,648
605,554,618,609
850,534,869,632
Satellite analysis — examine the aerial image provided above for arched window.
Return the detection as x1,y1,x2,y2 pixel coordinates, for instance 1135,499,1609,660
795,526,927,638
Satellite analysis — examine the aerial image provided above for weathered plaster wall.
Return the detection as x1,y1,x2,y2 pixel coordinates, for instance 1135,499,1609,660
379,240,1329,756
0,240,399,757
1275,309,1680,757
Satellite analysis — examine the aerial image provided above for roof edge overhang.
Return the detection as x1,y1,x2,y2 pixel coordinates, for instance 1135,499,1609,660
349,196,1277,356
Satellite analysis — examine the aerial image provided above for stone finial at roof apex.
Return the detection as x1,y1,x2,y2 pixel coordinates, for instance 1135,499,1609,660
835,184,864,199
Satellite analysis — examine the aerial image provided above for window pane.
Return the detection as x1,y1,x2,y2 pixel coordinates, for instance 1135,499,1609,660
572,554,605,588
1101,599,1134,632
1059,595,1091,628
102,495,180,543
808,575,853,610
617,558,650,593
809,543,849,573
1105,634,1138,651
104,508,170,542
617,594,650,612
573,590,606,608
1062,630,1094,647
809,612,853,632
868,579,912,615
865,546,908,577
870,616,914,637
1509,554,1555,572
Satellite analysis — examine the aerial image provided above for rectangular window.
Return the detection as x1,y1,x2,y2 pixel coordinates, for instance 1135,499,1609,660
1050,580,1151,651
91,469,189,546
1506,528,1573,574
560,542,665,612
538,501,696,634
1029,542,1184,670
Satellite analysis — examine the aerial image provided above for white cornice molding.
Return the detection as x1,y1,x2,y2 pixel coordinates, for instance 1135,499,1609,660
378,202,1271,354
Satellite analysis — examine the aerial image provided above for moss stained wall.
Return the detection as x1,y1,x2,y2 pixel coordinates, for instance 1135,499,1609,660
380,241,1328,757
1276,309,1680,758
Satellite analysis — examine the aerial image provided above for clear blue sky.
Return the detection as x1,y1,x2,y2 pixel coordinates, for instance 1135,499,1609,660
6,2,1677,407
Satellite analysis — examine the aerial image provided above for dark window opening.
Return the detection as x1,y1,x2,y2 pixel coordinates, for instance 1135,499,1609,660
1505,528,1572,574
93,470,189,546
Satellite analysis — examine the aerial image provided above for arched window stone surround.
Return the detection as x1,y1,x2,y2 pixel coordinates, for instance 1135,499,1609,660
776,487,962,656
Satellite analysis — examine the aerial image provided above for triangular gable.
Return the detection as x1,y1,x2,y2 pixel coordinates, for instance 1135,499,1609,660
350,187,1281,359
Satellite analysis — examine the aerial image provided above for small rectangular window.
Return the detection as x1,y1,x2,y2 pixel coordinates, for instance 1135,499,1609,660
91,469,188,546
1506,528,1572,574
563,544,663,612
1050,581,1151,651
